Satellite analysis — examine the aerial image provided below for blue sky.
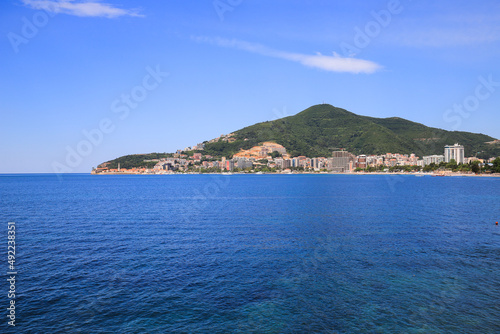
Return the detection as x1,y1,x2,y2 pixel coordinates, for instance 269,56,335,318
1,0,499,173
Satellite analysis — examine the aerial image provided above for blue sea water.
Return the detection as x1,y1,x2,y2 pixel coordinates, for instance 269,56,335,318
0,173,499,333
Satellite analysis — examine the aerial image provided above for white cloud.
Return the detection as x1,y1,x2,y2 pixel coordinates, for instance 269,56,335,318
21,0,143,18
193,36,382,74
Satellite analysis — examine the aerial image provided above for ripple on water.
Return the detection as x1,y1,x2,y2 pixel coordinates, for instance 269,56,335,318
0,174,499,333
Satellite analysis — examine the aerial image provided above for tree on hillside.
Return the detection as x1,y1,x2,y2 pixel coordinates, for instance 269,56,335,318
270,152,283,159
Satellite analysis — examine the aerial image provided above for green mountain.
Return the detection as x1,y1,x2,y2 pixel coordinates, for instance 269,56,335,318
100,104,499,169
203,104,498,158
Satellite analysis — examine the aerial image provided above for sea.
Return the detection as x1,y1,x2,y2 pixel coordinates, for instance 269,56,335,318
0,173,499,333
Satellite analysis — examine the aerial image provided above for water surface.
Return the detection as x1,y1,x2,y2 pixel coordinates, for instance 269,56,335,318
1,174,499,333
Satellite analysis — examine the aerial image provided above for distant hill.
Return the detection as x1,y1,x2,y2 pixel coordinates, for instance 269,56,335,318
202,104,498,158
99,104,499,169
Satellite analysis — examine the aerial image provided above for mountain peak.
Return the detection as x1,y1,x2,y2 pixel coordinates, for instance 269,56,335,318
202,104,497,158
99,104,499,169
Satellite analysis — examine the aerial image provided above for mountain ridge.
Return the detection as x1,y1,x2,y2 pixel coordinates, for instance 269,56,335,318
99,104,499,169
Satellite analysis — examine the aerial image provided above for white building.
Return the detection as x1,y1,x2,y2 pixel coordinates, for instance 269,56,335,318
444,144,465,164
423,155,445,166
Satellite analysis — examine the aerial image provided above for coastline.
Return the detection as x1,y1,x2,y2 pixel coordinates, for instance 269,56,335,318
90,171,500,177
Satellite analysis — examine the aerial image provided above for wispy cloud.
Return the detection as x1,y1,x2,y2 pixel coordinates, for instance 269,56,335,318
193,36,382,74
21,0,143,18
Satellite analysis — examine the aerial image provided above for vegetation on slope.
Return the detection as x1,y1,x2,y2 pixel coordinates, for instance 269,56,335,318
103,153,173,169
99,104,499,168
203,104,498,158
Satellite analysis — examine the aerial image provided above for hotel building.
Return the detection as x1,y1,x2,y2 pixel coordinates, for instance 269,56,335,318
444,144,465,164
423,155,445,166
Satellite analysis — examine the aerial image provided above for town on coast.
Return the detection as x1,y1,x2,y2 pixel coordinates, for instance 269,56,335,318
92,135,500,176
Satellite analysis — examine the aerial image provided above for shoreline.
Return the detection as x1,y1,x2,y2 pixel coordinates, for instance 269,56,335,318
91,172,500,177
